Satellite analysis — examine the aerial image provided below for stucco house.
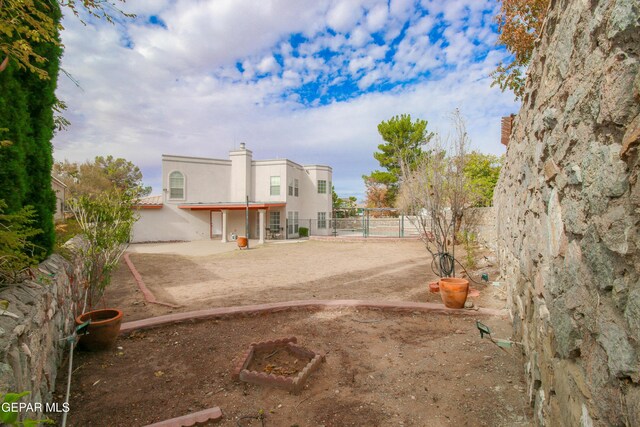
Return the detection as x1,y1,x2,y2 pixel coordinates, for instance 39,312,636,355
51,175,67,221
132,144,333,243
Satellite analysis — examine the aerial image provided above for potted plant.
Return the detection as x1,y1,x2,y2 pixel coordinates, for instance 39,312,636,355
395,111,475,308
67,190,138,350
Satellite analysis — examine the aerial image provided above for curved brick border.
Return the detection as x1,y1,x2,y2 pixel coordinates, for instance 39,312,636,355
143,407,222,427
124,252,181,309
120,299,506,334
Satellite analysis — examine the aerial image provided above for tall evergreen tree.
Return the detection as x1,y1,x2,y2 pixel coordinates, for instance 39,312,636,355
0,0,62,258
363,114,433,208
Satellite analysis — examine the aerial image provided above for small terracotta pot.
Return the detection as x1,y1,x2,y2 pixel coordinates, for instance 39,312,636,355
428,281,440,293
75,309,123,351
237,236,248,248
439,277,469,309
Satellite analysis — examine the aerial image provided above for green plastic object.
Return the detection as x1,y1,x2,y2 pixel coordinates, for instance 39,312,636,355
495,339,512,348
481,273,489,282
76,320,91,335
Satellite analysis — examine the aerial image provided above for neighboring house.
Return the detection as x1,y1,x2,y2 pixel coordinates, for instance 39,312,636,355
133,144,333,243
51,175,67,221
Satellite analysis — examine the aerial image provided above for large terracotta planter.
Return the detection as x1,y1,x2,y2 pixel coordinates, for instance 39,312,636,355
237,236,248,249
439,277,469,309
75,309,123,351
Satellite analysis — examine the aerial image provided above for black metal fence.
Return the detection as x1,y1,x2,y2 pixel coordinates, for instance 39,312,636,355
281,216,424,239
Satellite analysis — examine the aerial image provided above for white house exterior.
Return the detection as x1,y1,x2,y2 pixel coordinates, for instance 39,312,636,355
132,144,333,243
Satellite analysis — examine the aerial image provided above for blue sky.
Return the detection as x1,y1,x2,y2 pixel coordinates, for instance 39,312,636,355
53,0,518,200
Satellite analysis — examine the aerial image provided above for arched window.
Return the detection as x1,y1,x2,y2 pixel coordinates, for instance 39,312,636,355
169,171,184,199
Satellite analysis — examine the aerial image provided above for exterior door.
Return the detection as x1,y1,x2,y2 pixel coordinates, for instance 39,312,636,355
210,211,222,238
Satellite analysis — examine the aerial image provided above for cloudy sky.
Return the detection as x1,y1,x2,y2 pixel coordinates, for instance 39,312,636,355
53,0,518,200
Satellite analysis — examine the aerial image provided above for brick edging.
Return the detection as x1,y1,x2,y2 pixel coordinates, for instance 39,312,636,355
120,299,507,333
142,406,222,427
123,252,181,309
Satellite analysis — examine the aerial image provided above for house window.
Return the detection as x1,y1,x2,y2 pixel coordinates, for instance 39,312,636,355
287,211,299,235
270,176,280,196
318,212,326,229
317,179,327,194
169,171,184,199
288,180,293,196
269,211,280,231
294,179,299,197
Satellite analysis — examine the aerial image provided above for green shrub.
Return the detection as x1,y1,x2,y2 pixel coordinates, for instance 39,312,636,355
67,191,138,311
299,227,309,237
0,200,42,285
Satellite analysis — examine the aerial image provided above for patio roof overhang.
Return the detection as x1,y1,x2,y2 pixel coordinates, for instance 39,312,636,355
178,202,286,211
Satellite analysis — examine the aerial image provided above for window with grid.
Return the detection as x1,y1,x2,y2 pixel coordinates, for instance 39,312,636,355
169,171,184,199
294,179,299,197
318,212,326,229
288,180,293,196
270,176,280,196
317,179,326,194
269,211,280,231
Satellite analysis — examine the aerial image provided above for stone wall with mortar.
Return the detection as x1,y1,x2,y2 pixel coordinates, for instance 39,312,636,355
461,207,497,251
0,254,79,419
494,0,640,425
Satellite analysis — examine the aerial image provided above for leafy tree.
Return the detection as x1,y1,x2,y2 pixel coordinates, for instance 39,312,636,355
332,185,340,211
54,156,151,200
67,190,138,311
464,152,503,207
0,0,133,80
492,0,549,100
363,114,433,207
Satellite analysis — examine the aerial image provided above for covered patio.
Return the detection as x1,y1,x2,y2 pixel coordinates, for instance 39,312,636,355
178,202,286,244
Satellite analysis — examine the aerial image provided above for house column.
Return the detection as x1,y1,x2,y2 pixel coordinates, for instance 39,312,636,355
221,209,228,243
258,209,266,244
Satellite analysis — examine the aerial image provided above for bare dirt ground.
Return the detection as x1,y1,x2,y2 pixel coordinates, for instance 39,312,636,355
104,240,508,321
55,240,533,426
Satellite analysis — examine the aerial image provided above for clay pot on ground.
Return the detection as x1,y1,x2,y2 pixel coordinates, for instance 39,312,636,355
439,277,469,309
75,309,123,351
237,236,248,248
428,281,440,293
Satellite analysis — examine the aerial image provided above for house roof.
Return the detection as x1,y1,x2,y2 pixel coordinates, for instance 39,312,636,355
178,202,286,211
135,195,163,209
51,175,67,188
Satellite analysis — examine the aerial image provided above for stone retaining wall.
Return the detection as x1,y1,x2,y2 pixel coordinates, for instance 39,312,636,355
461,207,496,251
494,0,640,425
0,254,79,420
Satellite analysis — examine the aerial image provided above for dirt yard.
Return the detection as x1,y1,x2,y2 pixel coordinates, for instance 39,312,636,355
104,240,508,321
55,240,533,426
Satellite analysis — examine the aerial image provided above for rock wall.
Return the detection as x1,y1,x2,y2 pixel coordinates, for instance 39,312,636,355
461,207,497,251
494,0,640,425
0,254,79,420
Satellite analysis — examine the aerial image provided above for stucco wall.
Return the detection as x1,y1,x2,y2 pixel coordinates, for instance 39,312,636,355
0,255,79,421
132,205,210,242
493,0,640,425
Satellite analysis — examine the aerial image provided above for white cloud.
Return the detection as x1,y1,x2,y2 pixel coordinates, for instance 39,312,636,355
54,0,517,201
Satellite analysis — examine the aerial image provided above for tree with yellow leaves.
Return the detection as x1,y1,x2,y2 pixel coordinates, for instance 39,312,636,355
492,0,550,100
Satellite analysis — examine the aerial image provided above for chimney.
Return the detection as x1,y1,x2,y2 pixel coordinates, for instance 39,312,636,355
230,143,253,201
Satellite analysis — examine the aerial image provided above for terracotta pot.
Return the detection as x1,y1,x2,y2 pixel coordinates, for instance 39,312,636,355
237,236,248,248
75,309,123,351
439,277,469,309
428,281,440,293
